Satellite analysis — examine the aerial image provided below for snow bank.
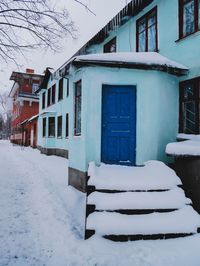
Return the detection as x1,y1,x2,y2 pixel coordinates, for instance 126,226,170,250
88,187,191,210
166,140,200,156
88,161,182,190
87,206,200,235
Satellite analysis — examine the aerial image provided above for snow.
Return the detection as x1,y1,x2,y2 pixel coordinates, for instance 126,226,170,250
177,133,200,141
88,161,182,190
73,52,188,70
1,141,200,266
28,114,39,122
87,206,200,235
88,187,191,210
166,140,200,156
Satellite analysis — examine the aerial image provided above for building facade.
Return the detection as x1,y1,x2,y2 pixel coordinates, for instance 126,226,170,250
37,0,200,191
9,69,43,146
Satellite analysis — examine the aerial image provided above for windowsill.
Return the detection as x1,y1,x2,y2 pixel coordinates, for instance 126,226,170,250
74,135,81,138
57,137,62,139
175,30,200,43
48,136,55,138
65,137,69,139
58,98,63,102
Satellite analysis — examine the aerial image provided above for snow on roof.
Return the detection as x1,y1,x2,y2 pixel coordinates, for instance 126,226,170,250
28,114,39,122
166,140,200,156
73,52,188,72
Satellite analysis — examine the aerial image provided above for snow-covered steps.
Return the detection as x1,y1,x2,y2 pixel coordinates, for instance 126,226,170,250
88,161,182,191
87,188,191,212
85,161,200,241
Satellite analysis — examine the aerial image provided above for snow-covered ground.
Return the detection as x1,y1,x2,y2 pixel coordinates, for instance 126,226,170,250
1,140,200,266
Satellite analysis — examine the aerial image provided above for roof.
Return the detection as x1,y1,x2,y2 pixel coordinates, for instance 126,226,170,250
10,71,44,82
36,68,54,93
18,92,39,100
28,114,39,122
62,52,189,76
58,0,154,72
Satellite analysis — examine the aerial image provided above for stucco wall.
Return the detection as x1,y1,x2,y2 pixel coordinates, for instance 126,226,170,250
67,66,179,172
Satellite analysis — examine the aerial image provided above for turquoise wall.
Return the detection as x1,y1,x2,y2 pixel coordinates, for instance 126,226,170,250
67,67,179,172
38,0,199,173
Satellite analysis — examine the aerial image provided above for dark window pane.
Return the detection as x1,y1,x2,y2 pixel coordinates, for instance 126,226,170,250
48,117,55,137
66,113,69,137
58,78,63,101
66,78,69,97
42,92,45,109
47,88,51,106
104,37,117,53
183,101,196,133
42,117,46,137
52,84,56,104
74,81,82,135
57,116,62,138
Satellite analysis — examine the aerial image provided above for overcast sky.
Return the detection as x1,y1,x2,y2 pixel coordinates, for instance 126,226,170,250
1,0,131,93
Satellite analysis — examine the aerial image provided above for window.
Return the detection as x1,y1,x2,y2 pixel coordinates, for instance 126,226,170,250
47,88,51,106
42,92,46,109
52,84,56,104
66,78,69,97
32,83,39,94
136,7,158,52
74,80,82,136
58,78,63,101
103,37,117,53
57,116,62,138
179,0,200,38
179,77,200,134
42,117,46,137
48,117,55,137
66,113,69,138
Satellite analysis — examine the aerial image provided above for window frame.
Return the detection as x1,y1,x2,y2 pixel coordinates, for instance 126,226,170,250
179,77,200,134
74,80,82,136
179,0,200,39
48,117,55,138
136,6,158,52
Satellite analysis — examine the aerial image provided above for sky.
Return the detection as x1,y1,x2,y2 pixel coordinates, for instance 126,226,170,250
1,0,131,94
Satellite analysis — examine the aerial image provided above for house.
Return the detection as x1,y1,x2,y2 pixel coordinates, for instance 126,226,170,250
37,0,200,193
9,69,43,147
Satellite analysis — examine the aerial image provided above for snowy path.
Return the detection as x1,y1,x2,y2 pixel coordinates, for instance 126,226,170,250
0,140,200,266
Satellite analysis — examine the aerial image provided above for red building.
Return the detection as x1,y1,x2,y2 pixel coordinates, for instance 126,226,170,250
9,69,43,147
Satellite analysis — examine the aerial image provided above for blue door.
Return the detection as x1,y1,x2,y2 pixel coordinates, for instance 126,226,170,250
101,85,136,165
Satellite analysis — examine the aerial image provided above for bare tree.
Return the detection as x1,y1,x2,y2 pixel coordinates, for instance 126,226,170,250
0,0,94,64
0,91,11,138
